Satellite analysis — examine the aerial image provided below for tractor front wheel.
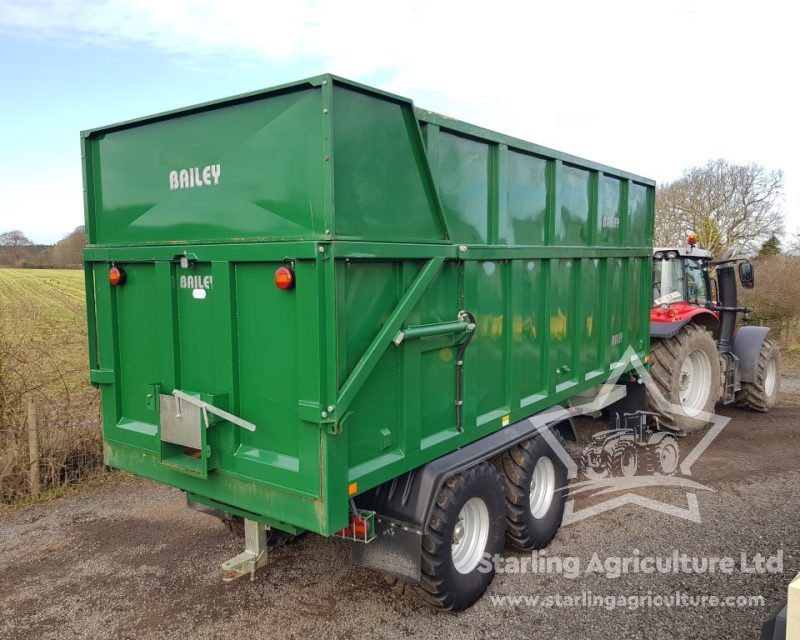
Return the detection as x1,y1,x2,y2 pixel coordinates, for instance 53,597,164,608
646,323,721,435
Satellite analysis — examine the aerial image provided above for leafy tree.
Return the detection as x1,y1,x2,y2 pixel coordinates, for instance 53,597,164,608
757,234,781,258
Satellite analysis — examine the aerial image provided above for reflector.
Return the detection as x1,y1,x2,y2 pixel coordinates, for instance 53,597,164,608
274,266,295,290
109,266,126,286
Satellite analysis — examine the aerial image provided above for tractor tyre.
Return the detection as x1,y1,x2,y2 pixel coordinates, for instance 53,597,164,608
609,441,638,477
736,338,781,412
646,323,721,435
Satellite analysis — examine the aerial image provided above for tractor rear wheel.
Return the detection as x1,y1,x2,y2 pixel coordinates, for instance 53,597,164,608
736,338,781,412
646,323,721,435
653,434,679,474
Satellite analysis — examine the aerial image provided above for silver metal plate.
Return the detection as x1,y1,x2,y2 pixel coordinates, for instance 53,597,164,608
160,393,203,449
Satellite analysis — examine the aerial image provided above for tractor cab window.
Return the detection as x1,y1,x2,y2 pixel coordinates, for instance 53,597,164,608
685,258,709,305
652,257,686,306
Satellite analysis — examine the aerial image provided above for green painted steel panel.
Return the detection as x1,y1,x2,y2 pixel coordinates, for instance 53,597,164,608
473,261,508,421
502,151,548,245
556,165,591,246
83,74,655,537
435,131,491,244
331,86,445,242
85,87,326,246
599,175,623,246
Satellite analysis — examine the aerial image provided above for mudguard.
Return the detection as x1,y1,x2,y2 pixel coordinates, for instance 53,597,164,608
351,406,575,582
355,405,575,534
650,318,691,339
732,326,772,383
647,430,675,445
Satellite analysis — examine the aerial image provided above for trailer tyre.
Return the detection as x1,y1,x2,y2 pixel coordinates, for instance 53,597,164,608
736,338,781,412
646,323,721,434
388,462,507,611
497,430,569,551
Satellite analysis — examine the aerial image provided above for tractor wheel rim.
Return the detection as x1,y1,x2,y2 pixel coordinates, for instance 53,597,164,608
529,457,556,519
764,356,778,397
621,450,637,476
679,349,712,416
451,497,490,574
660,443,678,473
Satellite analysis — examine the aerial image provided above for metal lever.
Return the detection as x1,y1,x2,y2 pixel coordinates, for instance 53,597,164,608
172,389,256,432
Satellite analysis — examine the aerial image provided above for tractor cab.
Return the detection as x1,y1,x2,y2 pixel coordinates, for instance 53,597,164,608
650,241,717,336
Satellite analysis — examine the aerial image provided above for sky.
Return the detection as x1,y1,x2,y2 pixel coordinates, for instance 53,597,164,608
0,0,797,245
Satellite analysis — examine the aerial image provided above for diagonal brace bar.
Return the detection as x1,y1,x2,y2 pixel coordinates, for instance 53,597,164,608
335,257,445,419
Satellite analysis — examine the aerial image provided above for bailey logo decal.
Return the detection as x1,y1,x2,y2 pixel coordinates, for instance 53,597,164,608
179,275,213,290
169,164,221,190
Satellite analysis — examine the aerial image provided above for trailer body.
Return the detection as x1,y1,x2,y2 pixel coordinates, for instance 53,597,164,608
82,75,654,536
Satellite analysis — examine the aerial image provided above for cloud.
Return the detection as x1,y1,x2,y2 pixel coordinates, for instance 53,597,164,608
1,0,797,239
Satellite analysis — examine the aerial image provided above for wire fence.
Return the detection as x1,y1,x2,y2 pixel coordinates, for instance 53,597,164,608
0,394,105,503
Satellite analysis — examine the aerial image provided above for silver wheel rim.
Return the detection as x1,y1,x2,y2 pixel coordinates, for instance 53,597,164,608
529,457,555,519
679,349,712,416
764,356,778,397
451,497,490,574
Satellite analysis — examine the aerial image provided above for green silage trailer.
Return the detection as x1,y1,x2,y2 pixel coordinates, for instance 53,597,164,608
82,74,654,609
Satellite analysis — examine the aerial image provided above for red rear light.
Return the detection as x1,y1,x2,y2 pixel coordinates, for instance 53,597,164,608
109,266,126,286
274,266,295,290
351,515,369,539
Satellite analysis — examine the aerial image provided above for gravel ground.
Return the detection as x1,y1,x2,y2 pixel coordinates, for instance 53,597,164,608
1,379,798,640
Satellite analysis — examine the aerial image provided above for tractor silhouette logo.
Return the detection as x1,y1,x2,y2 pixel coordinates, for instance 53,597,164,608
525,347,731,524
579,412,680,479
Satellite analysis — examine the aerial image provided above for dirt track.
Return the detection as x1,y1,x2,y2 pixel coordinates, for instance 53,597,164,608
1,379,798,640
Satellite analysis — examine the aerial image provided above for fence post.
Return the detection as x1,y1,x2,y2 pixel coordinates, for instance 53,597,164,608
27,397,40,496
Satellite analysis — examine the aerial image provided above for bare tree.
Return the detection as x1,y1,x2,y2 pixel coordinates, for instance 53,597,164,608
0,230,33,267
50,226,86,268
655,160,784,256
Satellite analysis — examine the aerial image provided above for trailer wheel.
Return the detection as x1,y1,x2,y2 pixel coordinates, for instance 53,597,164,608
736,338,781,412
495,430,569,551
646,323,721,434
224,516,298,547
390,462,506,611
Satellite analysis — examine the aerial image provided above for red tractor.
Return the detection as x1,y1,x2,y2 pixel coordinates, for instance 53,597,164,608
647,235,781,434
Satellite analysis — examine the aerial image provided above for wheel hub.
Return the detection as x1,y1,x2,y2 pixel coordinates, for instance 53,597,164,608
451,497,490,574
529,457,556,519
678,348,712,416
764,356,778,397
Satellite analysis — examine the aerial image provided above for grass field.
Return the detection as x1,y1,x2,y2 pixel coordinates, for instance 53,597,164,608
0,268,101,502
0,267,86,334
